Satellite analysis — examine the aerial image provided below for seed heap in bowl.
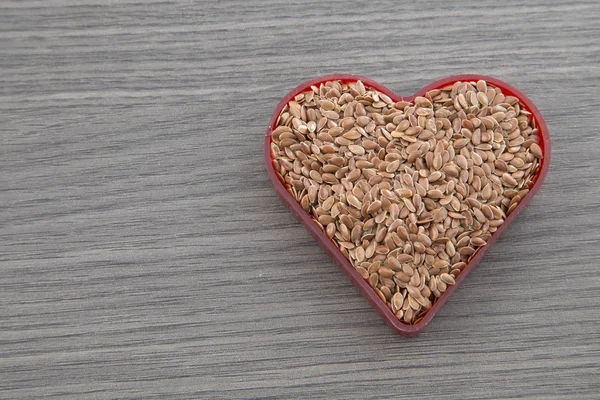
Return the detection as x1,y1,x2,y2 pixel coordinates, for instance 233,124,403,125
270,79,543,324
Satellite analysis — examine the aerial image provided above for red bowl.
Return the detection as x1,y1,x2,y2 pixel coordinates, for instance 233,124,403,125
264,74,550,336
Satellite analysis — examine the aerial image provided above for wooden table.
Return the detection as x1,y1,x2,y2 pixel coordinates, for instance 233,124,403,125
2,1,599,398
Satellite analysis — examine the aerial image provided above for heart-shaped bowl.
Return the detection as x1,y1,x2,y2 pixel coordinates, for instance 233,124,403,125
264,74,550,336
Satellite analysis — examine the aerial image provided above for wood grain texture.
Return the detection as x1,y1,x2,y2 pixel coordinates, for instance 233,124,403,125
1,1,599,398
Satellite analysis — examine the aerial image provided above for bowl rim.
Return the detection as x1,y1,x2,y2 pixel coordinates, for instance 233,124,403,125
264,74,550,336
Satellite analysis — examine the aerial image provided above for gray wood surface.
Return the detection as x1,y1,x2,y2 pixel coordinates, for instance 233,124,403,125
1,1,599,399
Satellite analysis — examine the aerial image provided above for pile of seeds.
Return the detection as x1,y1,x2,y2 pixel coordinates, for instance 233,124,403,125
270,79,543,324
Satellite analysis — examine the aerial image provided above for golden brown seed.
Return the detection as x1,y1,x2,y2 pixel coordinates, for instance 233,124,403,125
395,271,411,283
530,142,543,159
395,188,413,198
375,245,389,255
347,145,364,155
392,292,403,312
346,168,361,182
322,196,335,211
403,307,414,323
427,189,444,199
309,170,322,183
356,265,369,279
428,171,443,182
326,223,336,239
502,173,518,187
367,200,382,214
386,160,400,173
446,240,456,257
350,225,362,243
380,285,392,301
375,226,387,243
397,253,414,263
378,267,395,278
482,183,492,200
476,80,487,93
440,273,455,285
355,246,365,262
346,193,362,209
417,233,432,247
453,138,470,149
387,257,402,270
459,246,475,257
368,273,378,288
470,237,487,247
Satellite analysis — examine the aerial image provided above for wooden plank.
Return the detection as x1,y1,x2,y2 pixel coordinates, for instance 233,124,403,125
1,0,599,398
